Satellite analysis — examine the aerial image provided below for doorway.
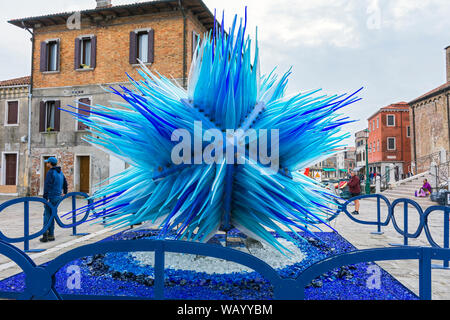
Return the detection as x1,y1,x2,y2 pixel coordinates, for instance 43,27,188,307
4,154,17,186
77,156,90,194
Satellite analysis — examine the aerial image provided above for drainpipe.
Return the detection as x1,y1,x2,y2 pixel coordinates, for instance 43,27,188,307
412,105,417,174
447,93,450,153
178,0,187,88
24,23,34,196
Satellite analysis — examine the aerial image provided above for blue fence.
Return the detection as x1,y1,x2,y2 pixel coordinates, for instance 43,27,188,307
0,193,449,300
0,238,447,300
335,194,450,269
0,193,93,253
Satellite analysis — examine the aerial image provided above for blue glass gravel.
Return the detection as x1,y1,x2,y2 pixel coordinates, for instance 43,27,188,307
0,230,418,300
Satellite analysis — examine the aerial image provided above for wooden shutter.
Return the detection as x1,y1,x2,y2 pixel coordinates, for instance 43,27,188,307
129,31,137,64
7,101,18,125
56,40,60,71
91,36,97,69
40,42,48,72
148,29,154,64
54,100,61,132
39,101,46,132
75,38,81,69
78,98,91,130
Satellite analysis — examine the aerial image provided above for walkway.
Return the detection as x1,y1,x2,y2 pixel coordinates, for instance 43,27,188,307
331,197,450,300
0,196,126,281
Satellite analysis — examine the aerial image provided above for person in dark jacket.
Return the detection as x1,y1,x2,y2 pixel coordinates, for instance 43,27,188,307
40,157,68,243
347,170,361,215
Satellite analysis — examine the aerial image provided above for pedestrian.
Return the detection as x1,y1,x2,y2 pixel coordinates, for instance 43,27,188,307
40,157,68,243
415,179,432,198
347,169,361,215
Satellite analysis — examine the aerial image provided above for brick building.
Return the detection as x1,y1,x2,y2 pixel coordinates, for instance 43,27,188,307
0,76,30,195
409,45,450,173
367,102,412,179
8,0,215,196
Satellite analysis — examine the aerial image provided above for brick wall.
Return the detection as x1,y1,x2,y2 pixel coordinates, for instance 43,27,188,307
368,105,411,173
32,11,206,89
410,93,450,162
30,149,74,196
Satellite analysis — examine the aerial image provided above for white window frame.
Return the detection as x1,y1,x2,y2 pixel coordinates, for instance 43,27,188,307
80,36,93,68
377,117,379,128
407,126,411,138
4,100,19,126
45,100,57,132
133,28,153,65
45,38,60,73
386,114,396,127
387,137,396,151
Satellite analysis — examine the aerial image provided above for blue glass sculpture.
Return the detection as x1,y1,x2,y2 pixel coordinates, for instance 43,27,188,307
64,10,362,253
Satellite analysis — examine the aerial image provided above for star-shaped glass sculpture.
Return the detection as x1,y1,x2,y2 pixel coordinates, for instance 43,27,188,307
66,10,362,252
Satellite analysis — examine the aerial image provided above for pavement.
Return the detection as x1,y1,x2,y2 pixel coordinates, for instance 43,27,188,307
0,194,449,300
331,197,450,300
0,195,127,282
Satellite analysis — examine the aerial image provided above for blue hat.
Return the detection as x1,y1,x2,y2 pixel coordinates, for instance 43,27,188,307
45,157,58,165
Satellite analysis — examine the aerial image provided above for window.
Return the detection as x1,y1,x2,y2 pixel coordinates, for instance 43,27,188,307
40,40,60,72
81,38,92,67
5,101,18,125
75,36,97,69
387,137,396,150
377,118,379,128
48,41,59,71
46,101,56,131
138,32,149,62
39,101,61,132
387,114,395,127
130,29,154,64
377,140,380,151
373,120,375,131
407,126,411,137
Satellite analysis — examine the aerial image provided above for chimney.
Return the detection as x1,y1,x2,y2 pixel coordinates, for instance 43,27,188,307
446,45,450,83
96,0,112,8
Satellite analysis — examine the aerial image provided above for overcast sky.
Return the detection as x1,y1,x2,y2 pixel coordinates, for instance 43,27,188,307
1,0,449,146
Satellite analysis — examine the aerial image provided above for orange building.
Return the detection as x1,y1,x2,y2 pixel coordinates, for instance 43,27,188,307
367,102,412,180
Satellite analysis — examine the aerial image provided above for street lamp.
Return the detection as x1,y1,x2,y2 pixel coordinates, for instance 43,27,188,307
364,129,371,195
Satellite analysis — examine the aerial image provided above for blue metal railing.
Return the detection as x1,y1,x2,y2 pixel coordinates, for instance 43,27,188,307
0,193,92,253
0,238,448,300
335,194,450,269
0,193,450,299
